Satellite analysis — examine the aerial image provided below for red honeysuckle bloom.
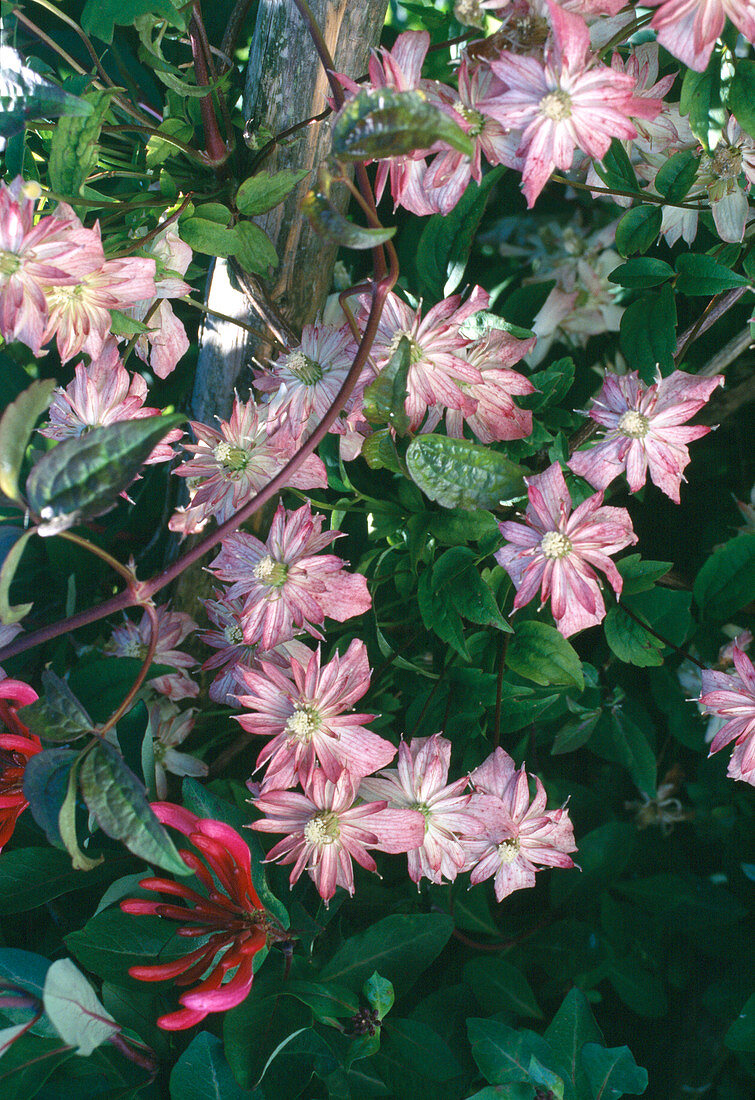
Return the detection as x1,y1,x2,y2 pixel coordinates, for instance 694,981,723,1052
0,679,41,853
699,645,755,787
121,802,278,1030
567,369,724,503
496,461,637,637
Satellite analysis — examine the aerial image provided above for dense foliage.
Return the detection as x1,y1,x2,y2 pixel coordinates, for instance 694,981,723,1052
0,1,753,1097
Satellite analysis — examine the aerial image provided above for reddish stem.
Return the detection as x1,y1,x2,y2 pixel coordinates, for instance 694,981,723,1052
189,4,228,164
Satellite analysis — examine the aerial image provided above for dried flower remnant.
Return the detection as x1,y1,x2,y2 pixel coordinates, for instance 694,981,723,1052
121,804,277,1030
0,679,41,853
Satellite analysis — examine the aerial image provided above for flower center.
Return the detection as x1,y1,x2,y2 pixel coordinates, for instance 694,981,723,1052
539,89,572,121
617,410,650,439
454,0,485,29
223,622,244,645
285,351,324,385
213,441,249,472
304,812,340,846
497,837,521,864
540,531,572,559
458,105,486,137
120,638,149,659
386,330,423,364
153,741,166,763
253,554,289,587
285,706,321,743
712,144,743,180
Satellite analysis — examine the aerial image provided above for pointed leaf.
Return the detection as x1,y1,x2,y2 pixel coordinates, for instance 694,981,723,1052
0,527,35,623
233,221,278,274
0,48,93,140
49,89,118,197
363,973,394,1019
17,670,93,743
0,379,56,502
544,987,604,1099
170,1031,251,1100
615,206,662,258
332,87,473,161
581,1043,648,1099
22,748,78,849
506,621,584,690
320,913,453,994
362,336,411,433
406,434,526,510
302,188,395,249
236,169,310,215
654,150,700,203
43,959,119,1056
674,253,749,295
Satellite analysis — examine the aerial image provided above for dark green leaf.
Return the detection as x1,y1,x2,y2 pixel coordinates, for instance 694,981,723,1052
234,221,279,274
416,167,505,299
724,993,755,1053
363,336,411,434
0,1032,73,1099
406,434,526,510
604,606,664,667
0,379,56,501
654,150,700,203
608,259,674,289
320,913,454,994
693,534,755,619
616,874,747,931
552,708,601,755
615,206,662,258
259,1026,336,1097
595,140,638,194
623,588,692,649
0,949,56,1036
434,547,509,631
506,621,584,690
427,507,500,545
22,748,78,848
467,1017,559,1087
49,90,117,197
68,657,171,724
81,0,185,43
302,185,396,249
608,962,668,1019
17,670,93,743
0,848,112,915
374,1019,463,1094
464,957,542,1018
616,555,672,595
364,973,394,1019
223,982,312,1090
544,987,604,1100
0,527,35,623
170,1031,252,1100
236,169,310,215
729,61,755,138
680,60,725,151
284,980,360,1020
79,741,189,875
332,87,473,161
581,1043,648,1099
551,822,635,906
180,217,238,257
674,253,749,295
65,908,193,982
619,284,677,380
26,413,184,534
523,357,575,410
590,710,656,796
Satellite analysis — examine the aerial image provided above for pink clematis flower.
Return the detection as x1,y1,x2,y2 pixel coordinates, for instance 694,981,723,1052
496,462,637,637
568,370,724,503
235,639,395,791
107,606,199,701
251,770,425,904
172,396,326,528
121,803,281,1030
40,340,182,464
207,501,372,650
445,327,537,443
699,645,755,786
484,1,662,206
0,679,40,853
42,240,157,363
646,0,755,73
364,286,489,432
253,323,362,441
463,747,577,900
126,224,192,379
359,734,484,885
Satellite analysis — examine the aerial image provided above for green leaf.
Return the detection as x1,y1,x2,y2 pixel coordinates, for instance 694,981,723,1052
0,527,35,623
22,748,78,849
724,993,755,1053
361,429,404,473
728,60,755,138
0,949,56,1036
145,117,194,168
427,507,500,546
49,90,117,197
607,961,668,1019
180,217,238,257
108,309,153,337
79,741,189,875
590,710,656,796
332,87,473,162
623,587,692,649
551,822,635,906
674,253,749,295
284,980,360,1021
0,1032,73,1099
608,259,674,290
416,167,505,299
0,379,56,502
604,606,664,667
615,206,662,258
234,221,279,274
302,175,396,250
619,283,677,380
25,413,184,535
552,708,601,755
58,754,103,871
616,555,672,595
544,987,604,1100
363,336,411,434
170,1031,252,1100
523,357,575,410
434,547,509,631
68,657,171,724
65,908,193,982
467,1018,559,1087
680,60,725,151
42,958,119,1056
320,913,453,995
406,434,526,510
595,140,638,194
693,534,755,619
17,670,93,743
581,1043,648,1099
506,621,584,690
654,150,700,203
81,0,185,42
236,169,310,215
364,973,394,1019
464,957,542,1018
373,1019,463,1093
616,874,747,931
0,47,94,141
0,847,113,915
223,979,311,1090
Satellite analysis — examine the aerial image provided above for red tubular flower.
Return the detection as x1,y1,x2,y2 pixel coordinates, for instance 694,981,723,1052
0,679,41,853
120,802,276,1030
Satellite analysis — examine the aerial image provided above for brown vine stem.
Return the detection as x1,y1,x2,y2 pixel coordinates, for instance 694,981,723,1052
674,286,751,364
618,600,705,669
189,3,230,165
550,174,707,212
99,603,160,737
114,194,194,257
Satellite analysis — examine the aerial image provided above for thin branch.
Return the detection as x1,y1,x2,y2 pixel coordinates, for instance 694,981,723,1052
551,173,707,211
99,603,159,736
618,601,704,669
674,287,750,364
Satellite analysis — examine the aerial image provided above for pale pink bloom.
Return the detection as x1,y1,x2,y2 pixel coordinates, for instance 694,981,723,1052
251,770,425,904
359,734,484,885
531,248,624,362
496,462,637,637
254,323,362,440
463,747,577,900
485,1,662,206
127,224,192,378
235,640,394,790
445,327,536,443
42,245,157,363
0,179,102,354
647,0,755,72
363,286,489,432
107,606,199,702
568,370,724,503
700,645,755,786
207,501,372,650
146,700,207,799
40,340,181,464
172,396,326,527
